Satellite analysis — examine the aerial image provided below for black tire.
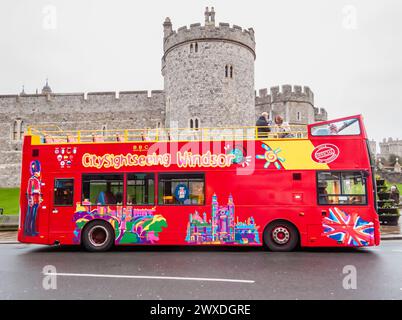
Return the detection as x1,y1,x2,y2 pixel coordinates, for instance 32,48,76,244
263,221,299,252
81,220,114,252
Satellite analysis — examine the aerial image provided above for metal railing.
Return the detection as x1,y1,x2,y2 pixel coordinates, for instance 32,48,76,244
27,125,308,144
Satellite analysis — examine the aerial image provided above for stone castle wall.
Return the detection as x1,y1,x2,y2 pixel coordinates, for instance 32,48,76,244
164,40,255,128
0,91,165,187
379,138,402,159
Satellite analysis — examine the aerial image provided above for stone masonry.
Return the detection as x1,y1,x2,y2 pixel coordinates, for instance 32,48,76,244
0,7,327,187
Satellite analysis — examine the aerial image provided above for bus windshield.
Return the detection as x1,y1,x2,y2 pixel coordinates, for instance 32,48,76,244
311,117,361,136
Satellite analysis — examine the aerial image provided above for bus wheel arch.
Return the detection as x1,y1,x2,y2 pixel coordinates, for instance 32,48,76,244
263,219,300,252
81,219,115,252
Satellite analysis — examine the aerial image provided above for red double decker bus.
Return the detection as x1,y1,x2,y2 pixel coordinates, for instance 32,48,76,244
18,114,379,251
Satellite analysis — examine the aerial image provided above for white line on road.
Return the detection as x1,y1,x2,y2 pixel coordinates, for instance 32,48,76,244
391,250,402,253
44,272,255,284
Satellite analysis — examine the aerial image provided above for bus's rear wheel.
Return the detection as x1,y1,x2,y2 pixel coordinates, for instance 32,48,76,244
263,221,299,252
82,220,114,252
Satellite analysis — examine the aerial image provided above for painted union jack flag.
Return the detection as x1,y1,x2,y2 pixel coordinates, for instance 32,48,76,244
322,207,375,246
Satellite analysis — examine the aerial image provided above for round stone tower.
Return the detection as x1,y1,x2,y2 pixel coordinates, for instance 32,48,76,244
162,7,256,129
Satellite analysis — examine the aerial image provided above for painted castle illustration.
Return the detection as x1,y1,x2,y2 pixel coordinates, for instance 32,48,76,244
185,194,260,245
73,204,167,245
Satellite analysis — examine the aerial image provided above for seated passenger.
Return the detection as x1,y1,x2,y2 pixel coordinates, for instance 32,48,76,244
272,115,292,138
92,134,104,142
67,135,77,143
329,123,339,135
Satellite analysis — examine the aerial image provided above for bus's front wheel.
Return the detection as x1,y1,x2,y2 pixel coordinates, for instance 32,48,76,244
82,220,114,252
263,221,299,252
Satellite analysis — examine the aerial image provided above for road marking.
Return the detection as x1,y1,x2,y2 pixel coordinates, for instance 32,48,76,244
44,272,255,284
391,250,402,253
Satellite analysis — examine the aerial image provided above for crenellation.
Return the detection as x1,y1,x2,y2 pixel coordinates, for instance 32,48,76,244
259,88,268,97
177,26,188,32
163,16,256,59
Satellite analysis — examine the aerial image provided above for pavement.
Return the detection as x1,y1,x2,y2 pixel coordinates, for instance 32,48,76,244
0,215,18,231
0,241,402,299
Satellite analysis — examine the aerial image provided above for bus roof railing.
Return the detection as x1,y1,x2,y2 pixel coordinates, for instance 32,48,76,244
26,125,309,144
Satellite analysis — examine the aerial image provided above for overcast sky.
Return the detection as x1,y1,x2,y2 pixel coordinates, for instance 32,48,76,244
0,0,401,146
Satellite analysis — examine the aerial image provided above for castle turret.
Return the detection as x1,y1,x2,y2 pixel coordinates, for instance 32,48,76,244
41,79,52,95
163,17,173,40
162,7,256,129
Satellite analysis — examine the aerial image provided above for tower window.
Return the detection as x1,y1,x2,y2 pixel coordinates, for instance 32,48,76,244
189,118,200,131
225,65,234,78
297,112,301,121
190,43,198,53
19,121,24,140
12,119,23,141
12,120,18,140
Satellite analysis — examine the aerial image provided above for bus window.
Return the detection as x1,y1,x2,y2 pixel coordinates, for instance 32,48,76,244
311,118,361,136
158,173,205,205
82,174,124,205
54,179,74,206
317,171,367,205
127,173,155,205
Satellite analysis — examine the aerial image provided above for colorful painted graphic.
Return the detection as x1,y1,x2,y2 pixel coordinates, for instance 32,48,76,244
256,143,285,169
322,207,374,246
55,147,77,169
185,194,260,245
73,205,167,244
24,160,42,236
224,144,252,167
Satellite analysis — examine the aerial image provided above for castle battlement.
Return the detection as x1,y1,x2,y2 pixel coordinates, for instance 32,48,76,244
0,90,165,116
163,7,255,58
0,90,164,103
255,85,314,105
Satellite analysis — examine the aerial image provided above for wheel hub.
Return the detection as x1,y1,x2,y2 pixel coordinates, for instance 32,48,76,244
88,225,109,247
272,226,290,245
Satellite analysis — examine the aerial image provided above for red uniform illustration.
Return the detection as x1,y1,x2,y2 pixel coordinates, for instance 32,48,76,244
24,160,42,236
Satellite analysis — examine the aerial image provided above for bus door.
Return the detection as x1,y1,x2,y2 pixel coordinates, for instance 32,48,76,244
48,175,77,243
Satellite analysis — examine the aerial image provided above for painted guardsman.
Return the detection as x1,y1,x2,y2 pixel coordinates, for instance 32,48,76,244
24,160,42,236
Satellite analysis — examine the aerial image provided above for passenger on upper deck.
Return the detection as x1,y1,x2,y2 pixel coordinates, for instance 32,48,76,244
256,112,270,138
271,115,292,138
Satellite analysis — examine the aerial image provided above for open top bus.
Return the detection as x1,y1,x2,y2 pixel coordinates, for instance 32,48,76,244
18,114,379,251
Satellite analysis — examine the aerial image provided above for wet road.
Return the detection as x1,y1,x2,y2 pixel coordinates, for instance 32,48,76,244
1,242,402,300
